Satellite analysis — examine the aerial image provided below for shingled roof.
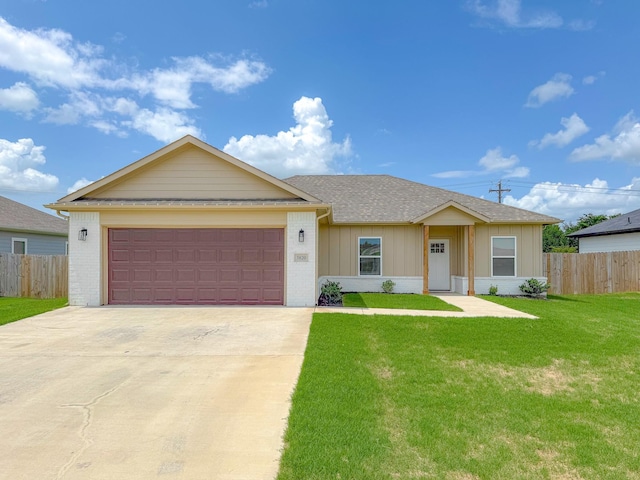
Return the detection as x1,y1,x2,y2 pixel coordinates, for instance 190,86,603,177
285,175,560,224
0,196,68,236
568,208,640,238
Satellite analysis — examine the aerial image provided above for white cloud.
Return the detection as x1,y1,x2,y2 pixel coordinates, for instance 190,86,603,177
525,73,574,108
433,147,529,179
0,82,39,115
131,57,272,109
504,178,640,222
0,138,59,192
124,107,202,143
67,177,94,194
223,96,352,178
0,17,271,142
582,71,605,85
570,111,640,163
0,17,106,89
467,0,563,29
531,113,589,149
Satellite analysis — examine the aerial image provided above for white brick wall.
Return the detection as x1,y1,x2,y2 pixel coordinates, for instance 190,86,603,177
286,212,317,306
318,276,423,295
452,276,548,295
68,212,101,306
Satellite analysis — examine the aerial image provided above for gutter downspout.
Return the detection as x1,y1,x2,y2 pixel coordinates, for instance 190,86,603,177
55,210,70,220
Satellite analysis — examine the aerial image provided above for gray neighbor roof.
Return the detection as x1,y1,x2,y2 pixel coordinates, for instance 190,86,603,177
0,195,68,236
568,208,640,238
285,175,560,224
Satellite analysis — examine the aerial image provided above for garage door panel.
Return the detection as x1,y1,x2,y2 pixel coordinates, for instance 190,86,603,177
133,250,152,263
133,269,152,282
263,248,283,263
154,249,173,263
219,249,240,263
109,228,284,305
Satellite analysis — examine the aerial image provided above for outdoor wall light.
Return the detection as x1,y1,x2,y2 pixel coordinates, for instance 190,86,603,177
78,228,88,241
299,229,305,243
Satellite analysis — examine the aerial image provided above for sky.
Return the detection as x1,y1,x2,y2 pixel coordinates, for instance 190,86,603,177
1,0,639,224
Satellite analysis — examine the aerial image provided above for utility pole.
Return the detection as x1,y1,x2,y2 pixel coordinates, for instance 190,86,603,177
489,180,511,203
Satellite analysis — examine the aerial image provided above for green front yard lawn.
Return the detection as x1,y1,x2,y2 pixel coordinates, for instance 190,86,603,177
342,292,462,311
0,297,68,326
278,293,640,479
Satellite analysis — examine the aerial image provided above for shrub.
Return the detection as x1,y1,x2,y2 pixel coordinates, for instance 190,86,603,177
318,280,343,306
551,246,578,253
519,278,550,298
488,285,498,296
382,279,396,294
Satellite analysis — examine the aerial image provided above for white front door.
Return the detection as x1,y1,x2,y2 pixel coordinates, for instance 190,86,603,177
428,239,450,291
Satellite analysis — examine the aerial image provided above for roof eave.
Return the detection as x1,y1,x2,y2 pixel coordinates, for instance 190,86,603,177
45,202,331,212
0,226,68,237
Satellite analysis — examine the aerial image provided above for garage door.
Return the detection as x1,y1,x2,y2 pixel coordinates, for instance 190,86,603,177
108,228,284,305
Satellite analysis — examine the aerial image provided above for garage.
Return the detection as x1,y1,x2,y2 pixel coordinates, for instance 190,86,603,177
108,228,284,305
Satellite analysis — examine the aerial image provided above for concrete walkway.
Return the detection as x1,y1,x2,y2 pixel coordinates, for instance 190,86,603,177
315,293,537,319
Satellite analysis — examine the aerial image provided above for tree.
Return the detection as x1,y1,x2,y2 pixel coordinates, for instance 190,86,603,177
543,224,568,252
564,213,615,250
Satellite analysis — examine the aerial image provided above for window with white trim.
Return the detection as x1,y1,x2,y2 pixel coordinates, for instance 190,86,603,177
12,238,27,254
491,236,516,277
358,237,381,276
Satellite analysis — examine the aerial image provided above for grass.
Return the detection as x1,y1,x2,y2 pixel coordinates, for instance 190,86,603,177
0,297,68,326
342,292,462,311
278,293,640,479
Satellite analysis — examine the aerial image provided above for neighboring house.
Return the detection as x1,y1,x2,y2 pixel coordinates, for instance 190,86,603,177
567,208,640,253
46,136,560,307
0,195,68,255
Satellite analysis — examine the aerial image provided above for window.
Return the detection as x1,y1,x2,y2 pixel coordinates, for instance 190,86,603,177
358,237,381,275
491,236,516,277
12,238,27,254
430,242,445,254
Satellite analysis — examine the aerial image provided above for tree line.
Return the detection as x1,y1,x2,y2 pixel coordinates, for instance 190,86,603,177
543,213,620,253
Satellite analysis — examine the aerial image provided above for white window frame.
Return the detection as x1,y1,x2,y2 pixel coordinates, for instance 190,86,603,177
491,236,516,277
358,236,382,276
11,237,28,255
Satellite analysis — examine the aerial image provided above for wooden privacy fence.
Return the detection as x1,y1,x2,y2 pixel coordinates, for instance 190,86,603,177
545,251,640,295
0,253,68,298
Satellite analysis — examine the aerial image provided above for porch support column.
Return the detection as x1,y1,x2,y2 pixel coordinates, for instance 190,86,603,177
422,225,429,294
467,224,475,296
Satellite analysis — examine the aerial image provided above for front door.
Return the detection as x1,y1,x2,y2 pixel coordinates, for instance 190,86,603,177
428,239,450,291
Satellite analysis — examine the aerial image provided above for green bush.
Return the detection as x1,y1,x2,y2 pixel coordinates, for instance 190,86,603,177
320,280,343,305
488,285,498,296
519,278,550,298
381,279,396,294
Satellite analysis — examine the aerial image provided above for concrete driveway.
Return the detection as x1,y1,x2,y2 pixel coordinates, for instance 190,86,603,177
0,306,312,480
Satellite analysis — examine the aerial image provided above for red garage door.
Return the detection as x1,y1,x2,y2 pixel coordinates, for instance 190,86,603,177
108,228,284,305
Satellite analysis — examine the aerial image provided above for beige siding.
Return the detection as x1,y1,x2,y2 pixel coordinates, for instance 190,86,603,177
318,225,423,276
91,145,298,200
475,224,543,277
100,210,288,227
424,207,477,226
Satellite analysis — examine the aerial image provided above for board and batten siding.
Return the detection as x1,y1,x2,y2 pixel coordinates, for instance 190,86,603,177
98,210,288,228
474,224,544,277
0,231,67,255
578,232,640,253
90,145,298,200
318,225,423,277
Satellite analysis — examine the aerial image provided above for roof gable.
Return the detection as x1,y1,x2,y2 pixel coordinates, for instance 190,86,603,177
412,201,490,225
56,136,320,203
0,196,68,236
